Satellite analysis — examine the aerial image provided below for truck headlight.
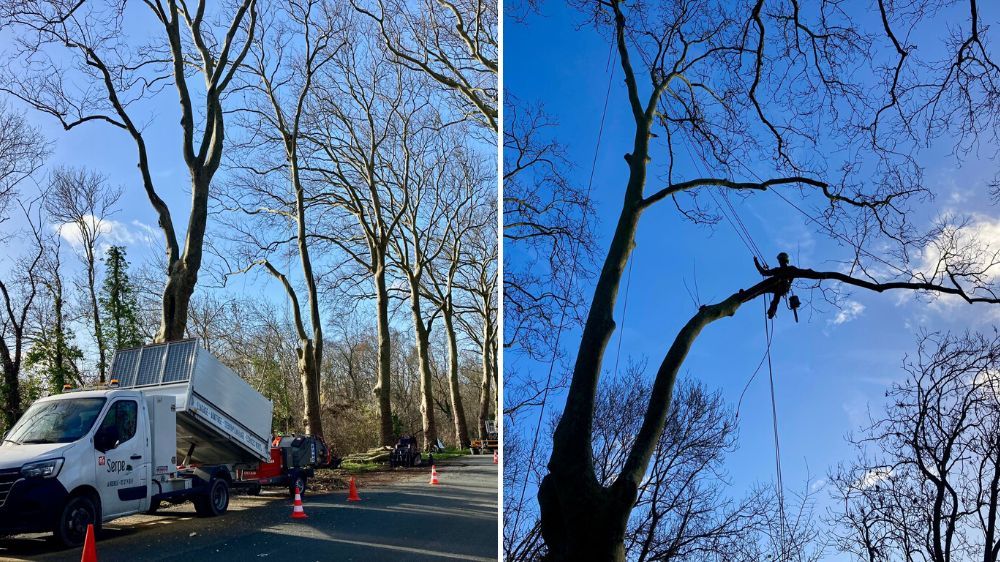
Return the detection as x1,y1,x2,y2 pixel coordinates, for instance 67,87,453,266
21,458,64,479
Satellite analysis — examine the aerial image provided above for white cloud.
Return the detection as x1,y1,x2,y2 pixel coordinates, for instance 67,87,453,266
855,466,892,490
831,300,865,325
56,215,158,250
809,478,827,493
909,214,1000,316
920,214,1000,283
974,369,1000,397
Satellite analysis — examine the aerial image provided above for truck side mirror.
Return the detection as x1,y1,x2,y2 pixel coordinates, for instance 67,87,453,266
94,427,118,452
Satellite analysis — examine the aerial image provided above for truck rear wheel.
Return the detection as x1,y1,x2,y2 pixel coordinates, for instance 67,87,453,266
55,495,99,547
194,478,229,517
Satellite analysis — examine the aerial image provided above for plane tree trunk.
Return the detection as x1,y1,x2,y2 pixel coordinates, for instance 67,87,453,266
443,308,470,448
374,260,396,445
408,275,438,450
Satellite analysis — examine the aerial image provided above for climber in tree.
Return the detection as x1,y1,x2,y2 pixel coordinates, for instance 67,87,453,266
754,253,793,319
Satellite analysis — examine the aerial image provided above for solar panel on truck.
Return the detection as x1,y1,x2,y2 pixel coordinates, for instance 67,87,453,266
162,340,196,383
135,344,167,386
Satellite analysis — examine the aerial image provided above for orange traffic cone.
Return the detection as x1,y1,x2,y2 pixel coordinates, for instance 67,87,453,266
347,477,362,502
429,465,440,485
493,450,498,464
80,523,97,562
290,487,308,519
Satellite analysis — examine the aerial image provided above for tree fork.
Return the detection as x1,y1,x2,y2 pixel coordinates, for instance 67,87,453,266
542,256,1000,560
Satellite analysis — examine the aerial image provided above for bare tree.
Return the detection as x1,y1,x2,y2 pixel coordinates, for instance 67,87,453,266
457,196,498,440
831,331,1000,562
503,97,595,361
386,129,475,451
326,312,377,402
424,157,492,448
0,203,45,429
526,1,1000,559
44,167,122,382
223,0,341,440
1,0,258,342
26,234,84,392
353,0,497,131
306,32,420,446
0,104,47,222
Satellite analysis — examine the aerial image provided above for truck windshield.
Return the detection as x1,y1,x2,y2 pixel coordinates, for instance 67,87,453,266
4,398,107,445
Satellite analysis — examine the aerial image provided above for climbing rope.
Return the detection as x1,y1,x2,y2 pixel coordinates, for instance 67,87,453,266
764,297,787,555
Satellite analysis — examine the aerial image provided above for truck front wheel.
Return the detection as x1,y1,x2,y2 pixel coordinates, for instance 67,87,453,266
55,494,99,547
194,478,229,517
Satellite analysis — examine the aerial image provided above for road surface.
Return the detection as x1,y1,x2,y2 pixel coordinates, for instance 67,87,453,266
0,455,498,561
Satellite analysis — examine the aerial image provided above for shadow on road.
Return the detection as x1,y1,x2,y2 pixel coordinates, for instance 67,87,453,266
0,457,498,561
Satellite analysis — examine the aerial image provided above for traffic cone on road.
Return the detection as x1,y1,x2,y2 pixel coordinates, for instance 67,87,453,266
429,465,440,485
290,487,308,519
347,477,362,502
493,450,498,464
80,523,97,562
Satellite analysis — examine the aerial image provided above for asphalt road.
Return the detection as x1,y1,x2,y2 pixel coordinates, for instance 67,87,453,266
0,455,499,561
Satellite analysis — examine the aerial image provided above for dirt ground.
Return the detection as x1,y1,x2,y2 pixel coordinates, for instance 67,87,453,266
306,464,429,493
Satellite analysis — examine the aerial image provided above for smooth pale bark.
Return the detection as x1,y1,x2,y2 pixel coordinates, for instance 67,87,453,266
294,158,326,440
491,329,498,417
408,276,438,451
262,259,324,439
443,310,470,448
374,263,395,445
246,9,334,439
430,246,472,449
297,340,323,439
478,321,492,440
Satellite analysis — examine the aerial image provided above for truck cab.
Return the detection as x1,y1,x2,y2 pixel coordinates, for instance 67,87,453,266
0,389,155,546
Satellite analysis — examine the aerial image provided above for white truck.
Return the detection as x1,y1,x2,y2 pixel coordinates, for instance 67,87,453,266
0,339,273,547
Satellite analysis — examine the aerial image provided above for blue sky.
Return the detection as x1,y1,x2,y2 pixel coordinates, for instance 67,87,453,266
504,0,1000,551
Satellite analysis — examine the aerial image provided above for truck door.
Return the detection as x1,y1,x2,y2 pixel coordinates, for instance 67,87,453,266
94,399,148,518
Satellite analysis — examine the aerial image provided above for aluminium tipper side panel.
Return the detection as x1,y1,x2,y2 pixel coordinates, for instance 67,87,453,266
110,340,272,464
189,346,273,461
175,394,270,464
